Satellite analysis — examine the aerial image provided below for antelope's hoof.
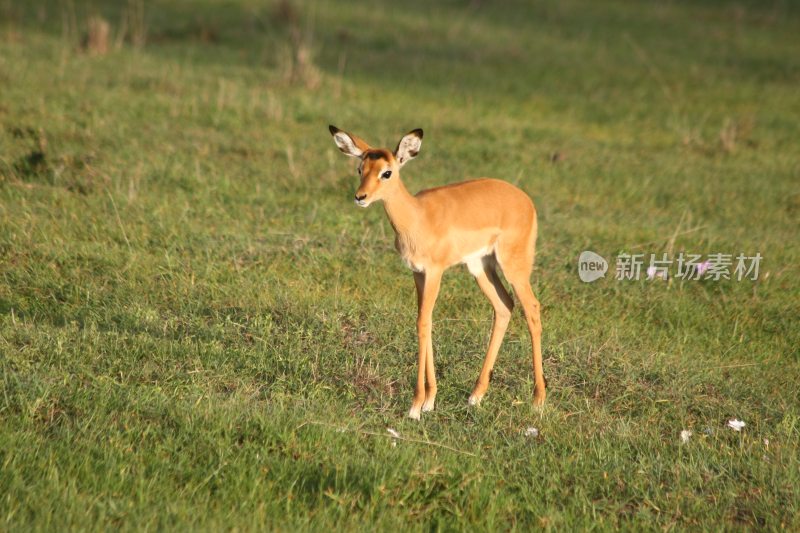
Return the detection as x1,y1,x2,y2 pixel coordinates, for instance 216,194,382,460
421,398,435,412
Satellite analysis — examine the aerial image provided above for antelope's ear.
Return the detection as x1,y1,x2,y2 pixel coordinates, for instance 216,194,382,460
329,125,370,158
394,128,423,167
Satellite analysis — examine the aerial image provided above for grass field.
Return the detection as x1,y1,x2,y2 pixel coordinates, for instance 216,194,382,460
1,0,799,529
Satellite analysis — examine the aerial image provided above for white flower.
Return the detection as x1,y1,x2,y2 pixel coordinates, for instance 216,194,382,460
524,427,539,438
387,428,400,439
646,265,668,280
727,419,746,431
680,429,692,443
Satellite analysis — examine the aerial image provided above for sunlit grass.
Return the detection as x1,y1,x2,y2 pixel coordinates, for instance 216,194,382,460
1,0,799,529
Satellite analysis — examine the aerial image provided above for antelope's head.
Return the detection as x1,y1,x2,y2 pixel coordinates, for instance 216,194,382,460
328,125,422,207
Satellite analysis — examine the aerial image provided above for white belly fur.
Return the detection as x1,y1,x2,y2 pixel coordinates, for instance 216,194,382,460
462,246,494,275
403,256,425,273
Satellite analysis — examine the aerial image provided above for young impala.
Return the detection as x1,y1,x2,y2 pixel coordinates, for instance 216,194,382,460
329,125,546,419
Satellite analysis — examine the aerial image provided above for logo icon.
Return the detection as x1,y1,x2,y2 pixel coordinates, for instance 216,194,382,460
578,251,608,282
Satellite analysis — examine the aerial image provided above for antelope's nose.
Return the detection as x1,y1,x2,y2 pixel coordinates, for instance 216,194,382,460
355,193,367,202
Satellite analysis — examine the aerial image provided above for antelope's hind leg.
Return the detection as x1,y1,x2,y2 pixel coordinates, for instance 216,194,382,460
468,256,514,406
509,276,545,406
497,237,546,407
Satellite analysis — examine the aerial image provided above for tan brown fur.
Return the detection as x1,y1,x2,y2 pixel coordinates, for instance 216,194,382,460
329,125,545,418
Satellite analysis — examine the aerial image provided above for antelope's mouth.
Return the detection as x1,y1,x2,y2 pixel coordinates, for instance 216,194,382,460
354,193,369,207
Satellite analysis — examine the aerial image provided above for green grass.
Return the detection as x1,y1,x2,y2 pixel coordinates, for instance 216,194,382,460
1,0,799,529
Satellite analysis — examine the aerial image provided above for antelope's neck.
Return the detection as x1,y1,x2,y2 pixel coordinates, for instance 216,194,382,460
382,179,422,237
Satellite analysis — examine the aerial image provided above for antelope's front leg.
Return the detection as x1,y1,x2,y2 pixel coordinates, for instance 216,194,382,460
413,272,438,413
408,270,441,420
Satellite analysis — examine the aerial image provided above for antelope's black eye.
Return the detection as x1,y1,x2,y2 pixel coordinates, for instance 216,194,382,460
381,170,392,179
